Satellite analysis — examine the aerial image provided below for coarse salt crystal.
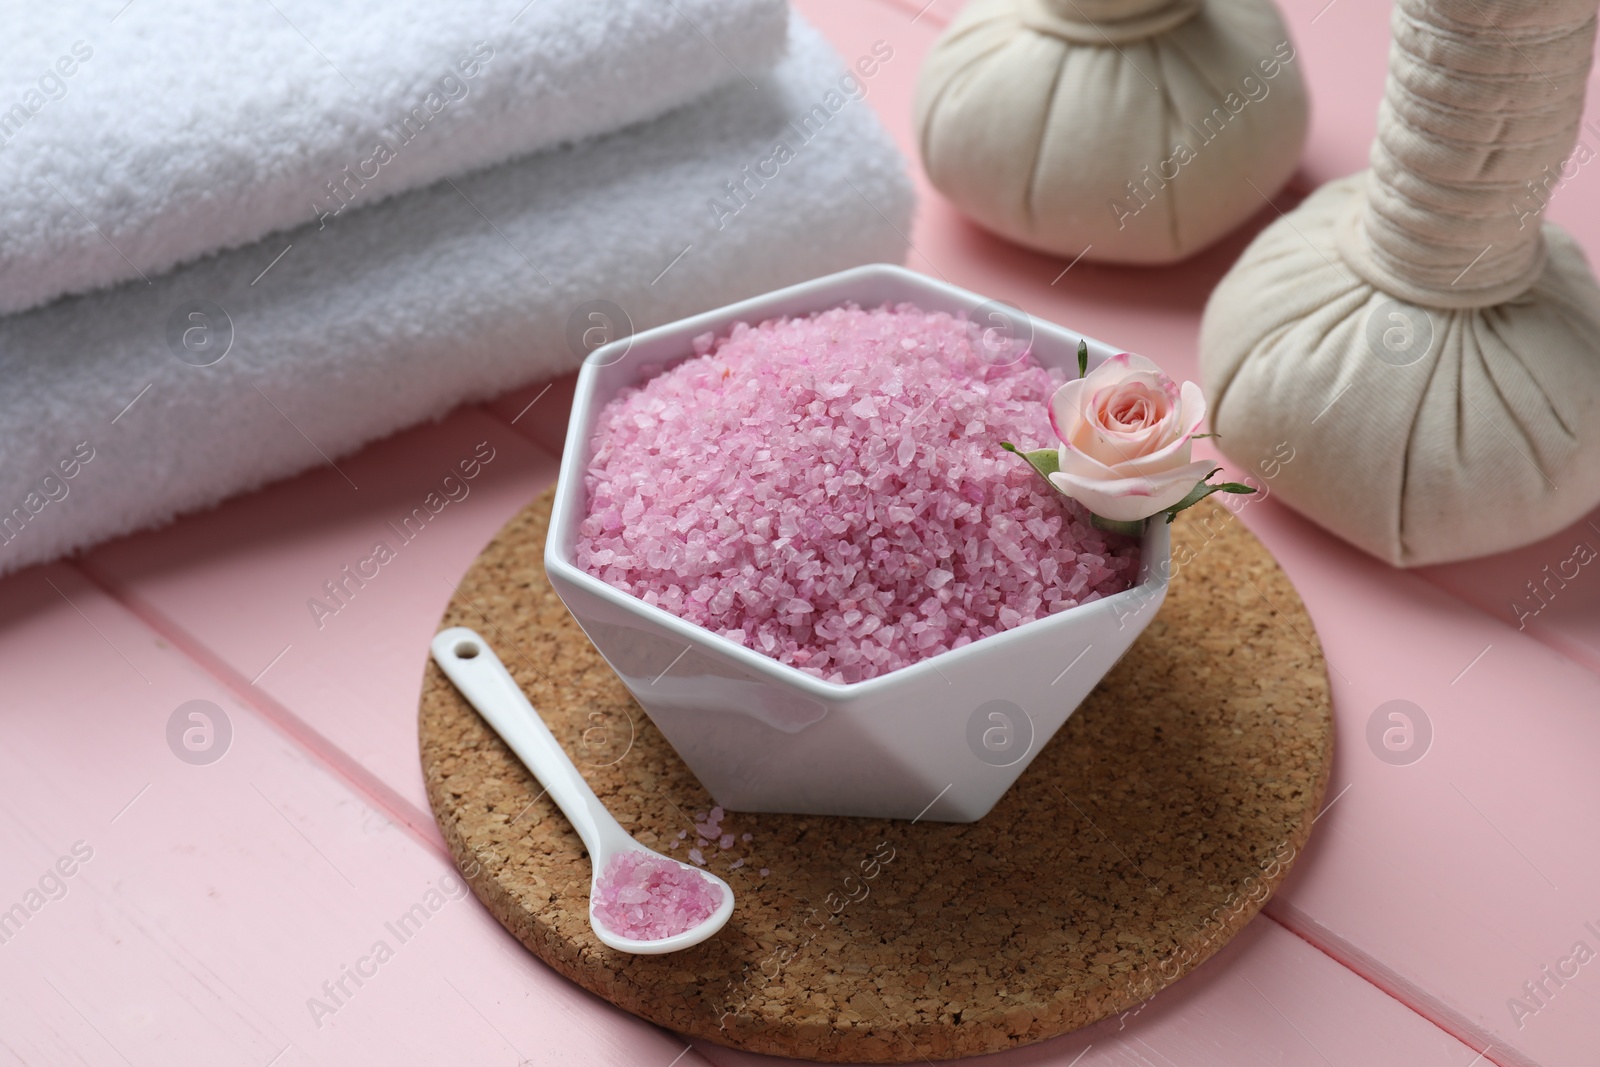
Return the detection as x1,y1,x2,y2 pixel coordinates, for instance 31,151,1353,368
578,303,1140,683
591,851,722,942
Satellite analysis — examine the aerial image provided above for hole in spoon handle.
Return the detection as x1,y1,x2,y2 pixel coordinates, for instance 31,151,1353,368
430,627,611,861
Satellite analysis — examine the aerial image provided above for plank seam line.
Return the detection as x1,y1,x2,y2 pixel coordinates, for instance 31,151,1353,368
1413,571,1600,687
873,0,954,27
1267,907,1518,1067
68,556,449,857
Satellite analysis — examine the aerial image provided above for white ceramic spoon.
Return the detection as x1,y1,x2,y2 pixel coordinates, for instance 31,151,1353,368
431,626,735,954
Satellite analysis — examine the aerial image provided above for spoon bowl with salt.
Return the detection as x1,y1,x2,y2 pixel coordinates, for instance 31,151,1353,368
431,627,735,954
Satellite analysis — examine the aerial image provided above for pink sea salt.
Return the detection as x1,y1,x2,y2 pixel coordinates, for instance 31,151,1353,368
592,851,722,942
577,302,1140,683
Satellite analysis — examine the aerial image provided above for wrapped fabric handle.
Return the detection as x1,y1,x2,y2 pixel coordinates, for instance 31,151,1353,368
1020,0,1203,44
1338,0,1598,308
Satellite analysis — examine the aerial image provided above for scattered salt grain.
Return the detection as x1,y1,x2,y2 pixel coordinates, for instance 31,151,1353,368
577,302,1140,683
591,851,722,942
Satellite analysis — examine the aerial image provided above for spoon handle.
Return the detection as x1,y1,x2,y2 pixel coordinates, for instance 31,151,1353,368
431,627,618,860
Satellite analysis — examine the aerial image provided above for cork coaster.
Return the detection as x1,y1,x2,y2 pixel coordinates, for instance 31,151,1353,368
420,489,1332,1062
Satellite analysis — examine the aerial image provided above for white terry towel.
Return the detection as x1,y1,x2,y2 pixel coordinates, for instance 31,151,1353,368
0,0,788,315
0,15,915,576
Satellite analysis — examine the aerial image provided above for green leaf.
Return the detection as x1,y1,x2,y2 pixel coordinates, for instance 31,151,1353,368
1077,339,1088,379
1000,441,1060,480
1163,471,1259,522
1090,513,1146,537
1192,432,1221,439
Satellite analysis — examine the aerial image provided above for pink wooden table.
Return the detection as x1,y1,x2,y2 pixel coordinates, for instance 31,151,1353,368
4,1,1598,1064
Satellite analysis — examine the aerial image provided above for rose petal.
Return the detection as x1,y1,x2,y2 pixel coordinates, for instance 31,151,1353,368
1049,458,1216,522
1178,379,1208,438
1047,378,1086,446
1093,369,1176,408
1091,380,1175,441
1064,372,1187,464
1099,351,1165,376
1058,432,1196,481
1069,416,1138,467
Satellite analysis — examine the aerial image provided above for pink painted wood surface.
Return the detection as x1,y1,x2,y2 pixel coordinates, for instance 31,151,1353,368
10,0,1598,1064
1418,506,1600,678
83,409,559,839
0,565,709,1067
490,371,580,459
1242,495,1600,1067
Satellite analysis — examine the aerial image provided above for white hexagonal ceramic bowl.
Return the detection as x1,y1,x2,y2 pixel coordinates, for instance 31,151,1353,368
546,264,1170,823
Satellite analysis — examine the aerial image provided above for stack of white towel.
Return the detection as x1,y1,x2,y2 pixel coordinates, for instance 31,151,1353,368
0,0,913,575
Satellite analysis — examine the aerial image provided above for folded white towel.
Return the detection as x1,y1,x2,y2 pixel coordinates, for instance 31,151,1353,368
0,0,787,315
0,15,914,576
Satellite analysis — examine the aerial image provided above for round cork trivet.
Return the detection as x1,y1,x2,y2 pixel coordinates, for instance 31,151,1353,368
420,489,1332,1062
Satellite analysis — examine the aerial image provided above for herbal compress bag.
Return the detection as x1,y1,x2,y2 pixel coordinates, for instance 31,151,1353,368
914,0,1310,263
1201,0,1600,566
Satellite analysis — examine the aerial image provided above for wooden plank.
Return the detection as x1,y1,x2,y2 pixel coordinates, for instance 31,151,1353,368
1243,496,1600,1067
1418,505,1600,679
82,409,560,836
0,564,708,1067
489,371,579,459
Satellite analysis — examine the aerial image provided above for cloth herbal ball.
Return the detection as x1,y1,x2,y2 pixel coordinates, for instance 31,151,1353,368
913,0,1310,264
1199,0,1600,567
1200,176,1600,567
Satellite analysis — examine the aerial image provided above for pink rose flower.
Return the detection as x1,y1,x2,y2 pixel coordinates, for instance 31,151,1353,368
1047,352,1214,523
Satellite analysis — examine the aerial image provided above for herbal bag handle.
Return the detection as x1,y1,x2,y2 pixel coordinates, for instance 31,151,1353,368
1017,0,1204,44
1198,0,1600,567
1339,0,1598,307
